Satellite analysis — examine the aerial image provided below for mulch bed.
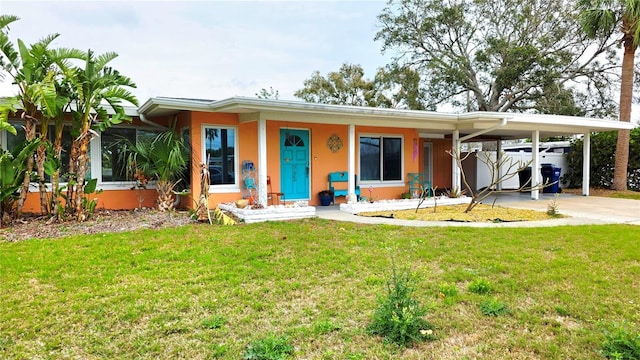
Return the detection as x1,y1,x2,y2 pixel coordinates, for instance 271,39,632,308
0,209,195,242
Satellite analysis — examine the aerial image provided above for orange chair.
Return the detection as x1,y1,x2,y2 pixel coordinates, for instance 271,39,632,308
267,176,285,205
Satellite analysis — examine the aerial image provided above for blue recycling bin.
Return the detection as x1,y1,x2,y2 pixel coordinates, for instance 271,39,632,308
541,164,561,193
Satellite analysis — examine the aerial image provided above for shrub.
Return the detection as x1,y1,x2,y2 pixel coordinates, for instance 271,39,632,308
479,298,510,316
367,266,434,347
601,323,640,360
563,129,640,191
244,335,294,360
468,279,492,294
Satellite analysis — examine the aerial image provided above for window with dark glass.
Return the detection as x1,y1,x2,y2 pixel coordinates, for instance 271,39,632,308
359,136,402,181
178,127,191,189
101,128,160,182
6,122,78,180
204,127,235,185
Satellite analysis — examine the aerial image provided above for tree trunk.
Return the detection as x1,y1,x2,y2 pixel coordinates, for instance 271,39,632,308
612,33,635,191
36,120,50,215
156,180,174,212
16,115,36,216
51,124,64,216
67,132,79,214
74,135,90,221
36,143,49,215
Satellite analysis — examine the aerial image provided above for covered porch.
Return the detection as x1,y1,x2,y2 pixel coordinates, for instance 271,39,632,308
138,97,634,208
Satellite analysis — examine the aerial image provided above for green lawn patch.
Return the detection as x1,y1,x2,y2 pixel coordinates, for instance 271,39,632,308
1,220,638,359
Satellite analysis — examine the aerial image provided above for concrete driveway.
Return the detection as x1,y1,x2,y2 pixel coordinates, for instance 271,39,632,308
491,193,640,226
315,193,640,227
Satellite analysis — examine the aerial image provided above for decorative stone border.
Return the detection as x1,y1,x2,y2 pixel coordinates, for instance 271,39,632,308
218,203,316,223
340,197,471,214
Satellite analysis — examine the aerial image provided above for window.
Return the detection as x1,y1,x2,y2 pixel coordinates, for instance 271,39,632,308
359,135,402,182
203,126,236,186
178,127,191,189
4,122,80,181
101,128,159,182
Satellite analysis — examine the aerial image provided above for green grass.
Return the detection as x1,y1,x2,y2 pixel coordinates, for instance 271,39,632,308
1,219,639,359
609,191,640,200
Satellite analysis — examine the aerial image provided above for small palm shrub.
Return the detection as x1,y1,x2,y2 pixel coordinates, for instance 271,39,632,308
243,334,294,360
601,323,640,360
367,266,434,347
119,130,188,211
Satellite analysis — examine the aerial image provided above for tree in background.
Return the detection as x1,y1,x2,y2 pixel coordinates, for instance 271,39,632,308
295,62,429,109
579,0,640,190
375,0,618,115
295,63,379,106
255,86,280,100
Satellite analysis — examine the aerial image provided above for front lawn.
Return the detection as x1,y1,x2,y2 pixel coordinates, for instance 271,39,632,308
1,220,638,359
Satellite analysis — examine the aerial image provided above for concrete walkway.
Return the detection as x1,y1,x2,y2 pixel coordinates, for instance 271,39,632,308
315,193,640,227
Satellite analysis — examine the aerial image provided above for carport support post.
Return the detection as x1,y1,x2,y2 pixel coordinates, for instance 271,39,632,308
452,130,461,191
257,115,268,206
582,132,590,196
531,130,540,200
348,124,356,202
496,139,502,191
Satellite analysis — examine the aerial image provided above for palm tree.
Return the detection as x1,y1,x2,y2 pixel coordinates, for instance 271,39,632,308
119,130,188,211
579,0,640,191
66,49,137,220
0,15,84,215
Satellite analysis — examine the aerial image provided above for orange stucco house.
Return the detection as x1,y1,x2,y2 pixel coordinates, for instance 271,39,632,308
4,96,633,212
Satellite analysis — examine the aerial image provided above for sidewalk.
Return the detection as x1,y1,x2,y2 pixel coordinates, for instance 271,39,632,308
315,193,640,227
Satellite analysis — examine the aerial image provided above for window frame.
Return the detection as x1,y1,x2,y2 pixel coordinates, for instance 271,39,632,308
201,124,240,193
358,133,405,187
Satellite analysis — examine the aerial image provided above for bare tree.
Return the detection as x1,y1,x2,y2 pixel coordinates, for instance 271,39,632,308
447,149,549,213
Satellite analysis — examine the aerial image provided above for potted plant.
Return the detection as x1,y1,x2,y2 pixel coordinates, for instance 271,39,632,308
318,190,333,206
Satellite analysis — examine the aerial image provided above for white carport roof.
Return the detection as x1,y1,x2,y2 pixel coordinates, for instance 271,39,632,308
138,96,635,140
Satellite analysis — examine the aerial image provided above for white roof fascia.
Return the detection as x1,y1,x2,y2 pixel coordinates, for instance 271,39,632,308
137,97,212,115
138,96,636,133
209,96,458,122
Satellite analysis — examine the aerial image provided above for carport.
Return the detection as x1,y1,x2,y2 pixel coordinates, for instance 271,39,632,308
448,112,636,199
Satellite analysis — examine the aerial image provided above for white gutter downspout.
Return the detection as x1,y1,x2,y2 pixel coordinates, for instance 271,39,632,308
139,113,169,129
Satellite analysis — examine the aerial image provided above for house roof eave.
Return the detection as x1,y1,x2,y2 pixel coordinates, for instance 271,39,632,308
138,96,637,136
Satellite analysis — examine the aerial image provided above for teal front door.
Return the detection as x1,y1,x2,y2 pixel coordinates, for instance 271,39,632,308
280,129,310,200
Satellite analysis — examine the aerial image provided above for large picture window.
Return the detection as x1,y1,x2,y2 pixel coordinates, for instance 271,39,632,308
101,128,159,182
360,136,402,182
204,127,236,185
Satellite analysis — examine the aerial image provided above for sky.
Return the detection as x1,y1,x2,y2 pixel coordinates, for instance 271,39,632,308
0,0,392,104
